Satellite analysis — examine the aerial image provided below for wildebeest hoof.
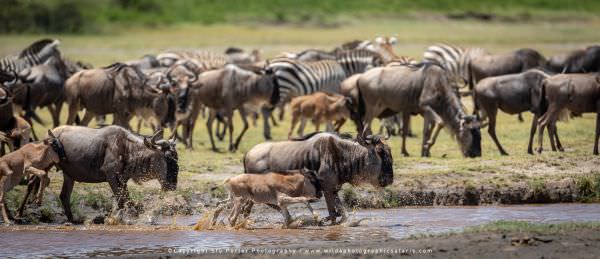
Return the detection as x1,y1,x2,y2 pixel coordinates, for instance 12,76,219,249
500,151,509,156
402,151,410,157
536,148,543,154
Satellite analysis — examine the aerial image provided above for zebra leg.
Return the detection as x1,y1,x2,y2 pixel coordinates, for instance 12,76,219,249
261,106,273,140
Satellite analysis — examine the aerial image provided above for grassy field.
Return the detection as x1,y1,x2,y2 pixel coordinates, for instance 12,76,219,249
2,18,600,221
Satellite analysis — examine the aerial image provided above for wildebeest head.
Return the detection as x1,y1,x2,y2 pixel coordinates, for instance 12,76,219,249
45,129,67,162
143,130,178,191
166,60,199,112
457,115,482,157
359,134,394,187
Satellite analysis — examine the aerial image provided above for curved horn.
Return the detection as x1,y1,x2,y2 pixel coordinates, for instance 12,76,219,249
150,129,163,145
47,129,56,138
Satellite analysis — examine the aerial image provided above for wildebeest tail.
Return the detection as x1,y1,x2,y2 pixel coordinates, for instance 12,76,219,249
537,79,549,117
467,59,475,91
355,83,366,132
268,73,280,106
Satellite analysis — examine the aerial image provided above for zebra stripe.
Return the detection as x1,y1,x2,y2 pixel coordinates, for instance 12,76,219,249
157,50,229,69
267,58,347,105
423,43,486,84
385,56,417,67
335,49,383,76
0,39,60,76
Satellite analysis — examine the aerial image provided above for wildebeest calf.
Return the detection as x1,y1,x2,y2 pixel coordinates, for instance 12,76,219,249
211,169,321,228
288,92,350,139
0,130,66,224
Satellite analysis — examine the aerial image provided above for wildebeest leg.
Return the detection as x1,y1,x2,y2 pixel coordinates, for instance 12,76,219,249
24,165,50,206
426,123,444,151
527,114,539,154
536,108,556,154
288,112,300,139
298,117,307,137
241,200,254,218
552,125,564,152
47,105,60,128
487,109,509,155
16,176,40,218
548,121,558,152
421,118,433,157
517,113,524,122
334,194,347,223
206,110,218,151
261,106,273,140
322,191,339,225
0,176,12,225
277,105,285,121
228,197,244,227
594,110,600,155
226,111,236,152
66,101,80,125
401,113,410,157
211,202,229,227
59,174,75,222
334,118,346,132
233,108,249,150
79,111,95,127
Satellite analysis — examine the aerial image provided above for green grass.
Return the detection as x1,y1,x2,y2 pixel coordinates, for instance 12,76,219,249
2,18,600,215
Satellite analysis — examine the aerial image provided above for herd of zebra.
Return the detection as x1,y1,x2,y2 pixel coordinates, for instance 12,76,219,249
0,37,599,157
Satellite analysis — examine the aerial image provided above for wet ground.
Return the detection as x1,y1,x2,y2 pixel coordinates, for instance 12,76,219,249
1,203,600,257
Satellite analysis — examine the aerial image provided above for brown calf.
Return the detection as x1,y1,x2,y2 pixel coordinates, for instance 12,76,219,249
211,169,321,228
0,130,65,224
288,92,350,139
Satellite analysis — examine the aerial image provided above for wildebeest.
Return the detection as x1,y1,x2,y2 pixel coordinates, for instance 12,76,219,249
468,48,547,90
50,126,178,222
0,86,31,154
212,168,321,228
288,92,351,139
11,56,69,128
546,45,600,73
65,63,168,129
356,63,482,157
243,132,393,224
536,73,600,155
0,130,65,224
125,55,160,70
473,69,550,155
178,64,275,151
225,47,261,65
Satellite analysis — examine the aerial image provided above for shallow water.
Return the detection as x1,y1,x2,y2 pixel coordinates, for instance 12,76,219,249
2,203,600,257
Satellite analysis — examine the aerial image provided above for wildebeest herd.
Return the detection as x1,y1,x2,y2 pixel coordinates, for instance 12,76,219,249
0,37,598,227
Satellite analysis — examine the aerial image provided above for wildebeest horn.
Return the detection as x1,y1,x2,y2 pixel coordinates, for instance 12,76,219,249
150,129,163,145
47,129,56,139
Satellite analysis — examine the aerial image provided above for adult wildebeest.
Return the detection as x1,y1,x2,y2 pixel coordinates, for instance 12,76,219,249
50,126,178,222
11,56,69,128
473,69,550,155
175,64,275,151
546,45,600,73
243,132,393,224
536,73,600,155
468,48,547,90
356,63,482,157
65,63,168,129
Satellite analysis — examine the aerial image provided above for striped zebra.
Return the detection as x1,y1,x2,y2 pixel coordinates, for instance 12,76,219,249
385,56,418,67
335,49,384,76
423,43,486,86
0,39,61,81
157,50,229,69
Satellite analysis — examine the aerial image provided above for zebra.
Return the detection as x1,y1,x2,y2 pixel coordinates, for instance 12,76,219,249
0,39,61,82
335,49,384,76
339,36,399,62
385,56,418,67
423,43,486,87
157,50,229,69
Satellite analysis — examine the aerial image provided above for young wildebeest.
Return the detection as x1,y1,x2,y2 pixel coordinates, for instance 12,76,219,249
212,168,321,228
0,130,66,224
288,92,350,139
536,74,600,155
546,45,600,73
244,132,393,224
49,126,178,222
171,64,275,151
356,63,482,157
473,69,550,155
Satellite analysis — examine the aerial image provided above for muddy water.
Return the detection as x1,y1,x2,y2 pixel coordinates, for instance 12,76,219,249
2,204,600,257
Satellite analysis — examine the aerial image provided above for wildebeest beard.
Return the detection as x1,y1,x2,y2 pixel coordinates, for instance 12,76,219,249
177,87,189,112
467,128,482,157
377,147,394,186
164,151,179,189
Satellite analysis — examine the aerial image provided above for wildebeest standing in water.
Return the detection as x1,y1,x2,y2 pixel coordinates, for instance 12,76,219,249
244,132,394,224
473,69,550,155
356,63,481,157
536,74,600,155
50,126,178,222
546,45,600,73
